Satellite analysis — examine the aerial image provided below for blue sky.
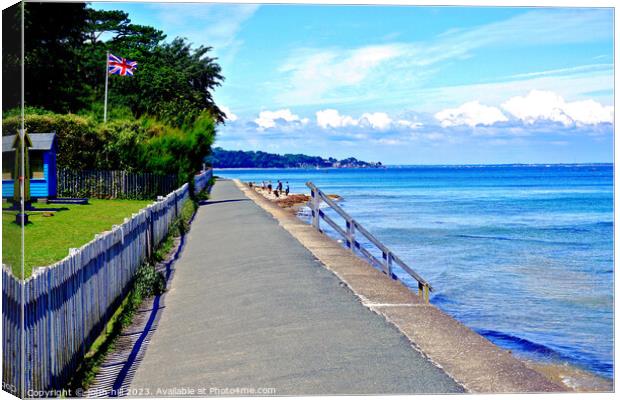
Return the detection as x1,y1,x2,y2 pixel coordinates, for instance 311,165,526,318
94,2,614,164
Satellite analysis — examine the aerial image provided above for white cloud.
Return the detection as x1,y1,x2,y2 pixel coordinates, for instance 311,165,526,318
359,112,392,130
563,100,614,125
254,109,308,130
501,90,613,126
220,106,238,122
315,109,359,129
316,110,412,131
434,101,508,127
432,90,614,129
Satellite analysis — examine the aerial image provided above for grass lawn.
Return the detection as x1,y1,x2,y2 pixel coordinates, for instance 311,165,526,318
2,199,151,278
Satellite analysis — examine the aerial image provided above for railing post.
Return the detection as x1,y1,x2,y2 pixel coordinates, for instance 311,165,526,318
417,282,430,303
311,188,321,230
346,219,355,252
384,251,395,279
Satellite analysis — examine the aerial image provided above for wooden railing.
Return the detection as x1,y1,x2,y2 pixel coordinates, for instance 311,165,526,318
306,182,433,302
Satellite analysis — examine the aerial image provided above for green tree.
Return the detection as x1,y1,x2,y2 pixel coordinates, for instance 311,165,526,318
15,3,225,127
142,113,216,180
110,38,225,126
79,7,224,126
23,2,90,112
2,3,22,112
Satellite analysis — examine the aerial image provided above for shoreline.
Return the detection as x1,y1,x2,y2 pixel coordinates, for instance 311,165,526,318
243,179,612,392
248,186,340,208
523,359,612,392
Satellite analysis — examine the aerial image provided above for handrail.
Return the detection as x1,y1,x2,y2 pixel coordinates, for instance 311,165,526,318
306,181,433,302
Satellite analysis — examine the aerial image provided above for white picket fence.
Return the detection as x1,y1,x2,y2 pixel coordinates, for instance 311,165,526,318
2,170,211,396
194,169,212,194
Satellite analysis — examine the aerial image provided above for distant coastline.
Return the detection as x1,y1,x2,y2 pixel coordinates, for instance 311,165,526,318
208,147,383,169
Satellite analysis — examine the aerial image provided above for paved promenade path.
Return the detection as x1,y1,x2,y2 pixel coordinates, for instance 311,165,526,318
129,180,463,395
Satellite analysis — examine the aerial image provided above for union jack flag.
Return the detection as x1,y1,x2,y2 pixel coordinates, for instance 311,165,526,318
108,53,137,76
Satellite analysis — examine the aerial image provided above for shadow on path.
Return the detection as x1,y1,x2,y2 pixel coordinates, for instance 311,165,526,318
85,190,207,397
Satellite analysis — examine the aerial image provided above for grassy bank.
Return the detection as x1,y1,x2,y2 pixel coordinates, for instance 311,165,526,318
2,199,151,277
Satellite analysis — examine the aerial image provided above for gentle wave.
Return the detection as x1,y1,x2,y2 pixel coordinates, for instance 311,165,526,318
477,329,564,358
478,329,613,378
452,234,592,248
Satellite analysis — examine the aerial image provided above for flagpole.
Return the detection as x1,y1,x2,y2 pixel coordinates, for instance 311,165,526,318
104,51,109,123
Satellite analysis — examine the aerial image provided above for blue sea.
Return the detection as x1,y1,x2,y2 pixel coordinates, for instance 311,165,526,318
216,165,614,380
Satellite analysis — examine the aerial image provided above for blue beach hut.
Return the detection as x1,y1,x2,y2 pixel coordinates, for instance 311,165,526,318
2,132,57,200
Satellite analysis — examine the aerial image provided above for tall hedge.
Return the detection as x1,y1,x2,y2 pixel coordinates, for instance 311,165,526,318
2,113,101,170
2,110,216,182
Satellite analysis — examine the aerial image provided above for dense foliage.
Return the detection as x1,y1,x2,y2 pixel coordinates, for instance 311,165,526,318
2,4,22,111
209,147,382,168
2,2,222,183
3,110,215,183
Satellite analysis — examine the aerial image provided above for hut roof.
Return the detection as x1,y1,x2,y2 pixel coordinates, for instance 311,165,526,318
2,132,56,152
